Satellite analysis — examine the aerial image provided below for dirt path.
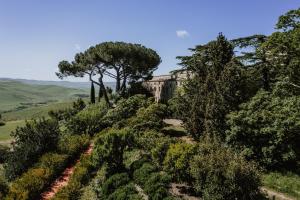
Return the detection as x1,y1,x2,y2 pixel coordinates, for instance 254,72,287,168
40,143,94,200
262,187,296,200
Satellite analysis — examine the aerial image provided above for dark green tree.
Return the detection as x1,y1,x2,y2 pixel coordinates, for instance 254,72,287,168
90,82,96,104
175,34,246,139
5,118,60,180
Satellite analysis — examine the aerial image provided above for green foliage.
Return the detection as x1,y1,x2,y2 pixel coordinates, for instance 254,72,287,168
107,183,143,200
92,128,134,174
67,101,109,135
150,136,175,167
5,153,69,200
133,162,172,200
226,88,300,170
176,34,246,139
90,82,96,104
57,134,90,157
5,118,60,180
102,94,151,127
163,142,196,182
101,173,130,197
48,98,86,122
129,103,167,131
0,114,5,126
143,172,172,200
0,175,8,200
133,163,157,186
189,138,263,200
276,8,300,30
0,145,9,163
53,154,95,200
262,171,300,199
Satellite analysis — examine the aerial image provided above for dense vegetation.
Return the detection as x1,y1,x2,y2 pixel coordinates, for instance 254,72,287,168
0,8,299,200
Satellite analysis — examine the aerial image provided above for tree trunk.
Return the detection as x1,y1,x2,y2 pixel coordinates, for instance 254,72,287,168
99,76,110,106
116,70,121,93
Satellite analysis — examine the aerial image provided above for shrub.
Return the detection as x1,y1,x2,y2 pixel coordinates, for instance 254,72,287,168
92,128,134,174
144,172,172,200
129,103,167,131
226,89,300,170
0,145,9,163
163,142,196,182
101,173,130,197
151,136,175,167
107,183,143,200
48,98,86,122
102,95,151,127
53,154,95,200
57,134,90,157
67,101,109,135
189,138,264,200
5,118,60,180
133,163,157,186
0,176,8,200
5,153,69,200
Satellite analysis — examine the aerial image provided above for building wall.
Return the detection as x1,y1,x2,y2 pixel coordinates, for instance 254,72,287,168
142,71,190,102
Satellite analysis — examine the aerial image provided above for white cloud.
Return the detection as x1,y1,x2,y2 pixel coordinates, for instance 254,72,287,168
75,44,81,51
176,30,189,38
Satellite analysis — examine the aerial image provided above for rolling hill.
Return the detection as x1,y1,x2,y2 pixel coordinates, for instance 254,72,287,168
0,80,89,113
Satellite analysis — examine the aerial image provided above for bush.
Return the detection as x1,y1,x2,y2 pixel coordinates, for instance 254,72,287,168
151,136,175,167
102,95,151,127
107,183,143,200
0,145,9,163
189,138,264,200
5,118,60,180
144,172,172,200
92,128,134,174
101,173,130,197
67,101,109,135
226,88,300,170
133,163,157,186
163,142,196,182
129,103,167,131
57,134,90,157
0,176,8,200
48,98,86,121
53,154,95,200
5,153,69,200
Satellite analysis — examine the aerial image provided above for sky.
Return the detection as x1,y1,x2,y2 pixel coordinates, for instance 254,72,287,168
0,0,299,82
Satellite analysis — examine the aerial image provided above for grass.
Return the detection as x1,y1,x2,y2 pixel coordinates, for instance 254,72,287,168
2,101,73,121
263,171,300,199
0,120,25,141
0,80,88,112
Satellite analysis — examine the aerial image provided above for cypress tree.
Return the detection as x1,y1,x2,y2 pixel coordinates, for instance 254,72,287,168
90,82,96,104
98,86,103,102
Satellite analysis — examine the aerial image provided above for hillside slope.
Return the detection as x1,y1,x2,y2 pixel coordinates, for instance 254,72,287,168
0,80,88,112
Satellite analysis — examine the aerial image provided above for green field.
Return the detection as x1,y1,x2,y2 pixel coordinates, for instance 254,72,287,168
0,120,25,141
0,80,88,112
263,172,300,199
2,101,74,121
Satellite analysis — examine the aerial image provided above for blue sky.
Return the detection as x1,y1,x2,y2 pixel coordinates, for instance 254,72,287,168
0,0,299,81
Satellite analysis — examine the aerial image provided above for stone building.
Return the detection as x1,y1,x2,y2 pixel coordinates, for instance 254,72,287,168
142,70,190,102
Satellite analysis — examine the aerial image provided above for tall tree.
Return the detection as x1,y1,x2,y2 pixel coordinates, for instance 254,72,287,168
175,34,246,139
57,42,161,104
90,82,96,104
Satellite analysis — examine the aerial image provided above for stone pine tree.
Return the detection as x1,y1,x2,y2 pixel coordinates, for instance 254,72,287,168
90,82,96,104
176,33,246,139
57,41,161,105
